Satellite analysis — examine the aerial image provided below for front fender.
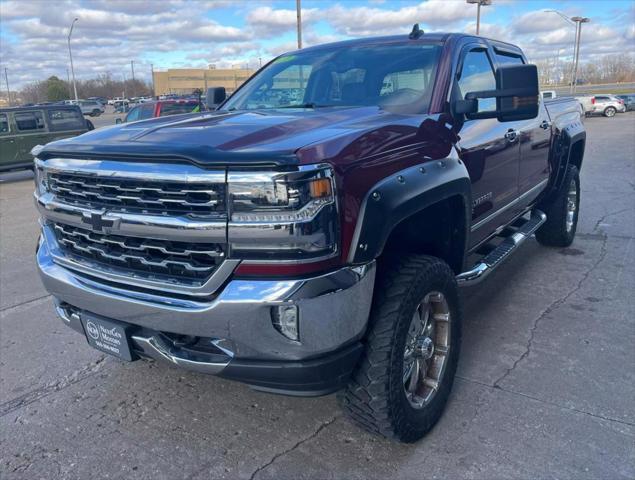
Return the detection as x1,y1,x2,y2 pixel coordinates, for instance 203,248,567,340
349,150,472,265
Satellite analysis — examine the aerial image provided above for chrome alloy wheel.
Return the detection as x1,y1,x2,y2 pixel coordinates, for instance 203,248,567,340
403,291,451,409
566,178,578,233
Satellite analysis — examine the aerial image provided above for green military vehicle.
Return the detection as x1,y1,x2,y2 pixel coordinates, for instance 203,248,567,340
0,104,91,172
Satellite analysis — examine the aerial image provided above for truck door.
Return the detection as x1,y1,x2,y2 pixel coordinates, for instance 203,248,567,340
454,45,522,248
493,49,551,198
0,112,20,169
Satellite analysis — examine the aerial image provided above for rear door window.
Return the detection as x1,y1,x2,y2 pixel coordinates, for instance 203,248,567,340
15,111,46,131
47,108,85,131
0,113,9,134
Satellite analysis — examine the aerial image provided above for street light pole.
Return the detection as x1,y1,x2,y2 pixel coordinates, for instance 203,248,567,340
466,0,492,35
4,68,11,107
130,60,135,97
571,16,590,94
544,10,590,93
67,17,79,102
296,0,302,49
150,63,155,97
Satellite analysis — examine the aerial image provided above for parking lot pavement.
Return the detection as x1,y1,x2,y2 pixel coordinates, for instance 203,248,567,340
89,107,123,129
1,114,634,479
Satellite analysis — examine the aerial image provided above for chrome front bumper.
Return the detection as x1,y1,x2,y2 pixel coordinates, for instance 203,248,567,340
37,233,376,362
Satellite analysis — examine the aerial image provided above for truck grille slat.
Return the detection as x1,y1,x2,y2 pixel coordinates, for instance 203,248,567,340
53,223,225,284
48,172,226,216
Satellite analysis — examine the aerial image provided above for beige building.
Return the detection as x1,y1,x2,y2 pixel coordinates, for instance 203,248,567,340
152,67,254,96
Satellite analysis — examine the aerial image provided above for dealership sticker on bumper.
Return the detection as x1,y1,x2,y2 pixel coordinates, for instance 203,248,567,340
80,314,134,361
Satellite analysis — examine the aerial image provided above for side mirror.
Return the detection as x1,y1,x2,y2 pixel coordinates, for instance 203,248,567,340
455,64,539,122
115,118,123,124
206,87,226,109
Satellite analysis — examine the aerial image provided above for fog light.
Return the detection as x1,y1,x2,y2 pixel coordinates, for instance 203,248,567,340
272,305,299,341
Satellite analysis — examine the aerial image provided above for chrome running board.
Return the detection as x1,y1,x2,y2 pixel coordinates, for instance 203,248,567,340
457,210,547,287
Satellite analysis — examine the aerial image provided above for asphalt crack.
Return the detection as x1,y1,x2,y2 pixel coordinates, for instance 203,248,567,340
0,355,107,417
248,416,339,480
492,233,609,388
457,375,634,428
0,294,51,314
592,207,632,233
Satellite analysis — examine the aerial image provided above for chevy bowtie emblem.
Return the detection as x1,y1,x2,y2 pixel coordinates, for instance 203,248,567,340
81,212,119,233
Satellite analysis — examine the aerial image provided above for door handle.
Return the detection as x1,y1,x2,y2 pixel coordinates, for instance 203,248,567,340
504,129,519,142
540,120,551,130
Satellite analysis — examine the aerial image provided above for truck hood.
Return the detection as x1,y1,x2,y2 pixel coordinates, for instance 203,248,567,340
37,107,420,167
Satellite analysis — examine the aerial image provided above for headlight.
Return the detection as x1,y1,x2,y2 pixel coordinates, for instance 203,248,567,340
34,162,48,195
228,165,338,261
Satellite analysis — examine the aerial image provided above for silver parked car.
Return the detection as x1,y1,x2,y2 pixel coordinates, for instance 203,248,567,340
67,100,105,117
591,95,626,117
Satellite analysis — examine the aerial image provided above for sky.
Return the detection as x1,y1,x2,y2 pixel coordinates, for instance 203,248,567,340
0,0,634,89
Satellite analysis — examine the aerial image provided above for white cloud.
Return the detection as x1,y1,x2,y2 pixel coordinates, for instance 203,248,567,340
1,0,633,90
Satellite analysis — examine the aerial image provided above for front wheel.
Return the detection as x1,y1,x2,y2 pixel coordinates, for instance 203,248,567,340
604,107,616,117
535,165,580,247
338,255,462,443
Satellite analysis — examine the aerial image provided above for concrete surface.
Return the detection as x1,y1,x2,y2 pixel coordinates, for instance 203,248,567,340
1,114,633,479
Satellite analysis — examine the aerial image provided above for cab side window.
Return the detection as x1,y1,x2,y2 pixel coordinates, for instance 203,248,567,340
0,113,9,134
495,52,524,65
15,111,46,131
48,108,84,131
125,106,141,122
138,104,154,120
457,49,496,113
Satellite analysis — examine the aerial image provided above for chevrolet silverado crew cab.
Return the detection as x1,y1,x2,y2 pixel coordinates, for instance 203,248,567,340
33,27,585,443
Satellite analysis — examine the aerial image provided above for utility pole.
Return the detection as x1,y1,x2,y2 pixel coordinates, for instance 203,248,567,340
466,0,492,36
67,17,79,102
296,0,302,49
4,68,11,107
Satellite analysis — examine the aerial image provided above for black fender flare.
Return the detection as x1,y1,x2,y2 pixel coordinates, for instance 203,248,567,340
349,150,472,268
547,119,586,197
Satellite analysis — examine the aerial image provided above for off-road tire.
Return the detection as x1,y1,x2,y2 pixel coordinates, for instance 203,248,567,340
603,106,616,117
535,165,580,247
338,255,462,443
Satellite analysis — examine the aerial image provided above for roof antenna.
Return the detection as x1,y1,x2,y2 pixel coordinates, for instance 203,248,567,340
409,23,424,39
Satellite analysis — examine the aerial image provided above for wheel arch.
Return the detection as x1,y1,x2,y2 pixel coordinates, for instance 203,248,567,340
349,153,471,275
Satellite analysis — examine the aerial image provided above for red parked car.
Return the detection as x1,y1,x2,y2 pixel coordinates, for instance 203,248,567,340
116,100,202,124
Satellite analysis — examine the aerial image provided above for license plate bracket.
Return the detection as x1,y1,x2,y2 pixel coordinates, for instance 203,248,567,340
80,314,135,361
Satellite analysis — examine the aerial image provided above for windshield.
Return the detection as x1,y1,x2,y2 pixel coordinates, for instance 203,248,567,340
223,43,442,114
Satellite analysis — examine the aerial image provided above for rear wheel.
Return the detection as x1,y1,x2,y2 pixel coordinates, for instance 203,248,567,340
338,255,462,443
535,165,580,247
603,106,616,117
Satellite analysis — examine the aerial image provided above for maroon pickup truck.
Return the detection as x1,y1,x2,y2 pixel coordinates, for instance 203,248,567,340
33,27,585,442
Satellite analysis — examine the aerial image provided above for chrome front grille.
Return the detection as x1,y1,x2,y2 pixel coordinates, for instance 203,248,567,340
48,172,226,216
53,222,225,285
